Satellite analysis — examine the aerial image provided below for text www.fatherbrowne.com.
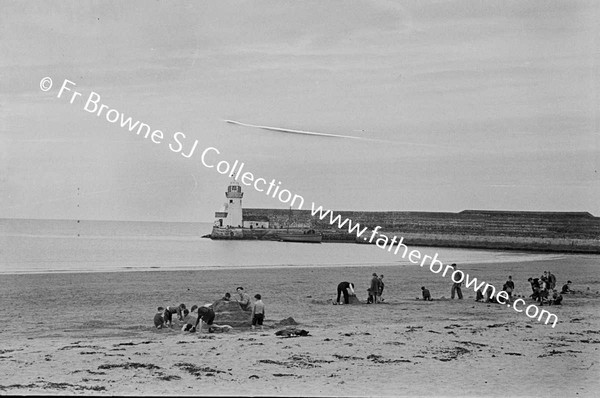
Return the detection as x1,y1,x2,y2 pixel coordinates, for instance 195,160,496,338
42,77,559,328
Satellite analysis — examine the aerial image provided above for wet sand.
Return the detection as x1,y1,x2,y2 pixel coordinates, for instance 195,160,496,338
1,255,599,396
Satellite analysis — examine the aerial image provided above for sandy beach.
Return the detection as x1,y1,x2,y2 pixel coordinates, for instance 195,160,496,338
4,0,599,396
0,255,599,396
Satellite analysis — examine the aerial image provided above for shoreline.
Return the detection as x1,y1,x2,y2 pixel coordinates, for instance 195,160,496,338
0,250,583,276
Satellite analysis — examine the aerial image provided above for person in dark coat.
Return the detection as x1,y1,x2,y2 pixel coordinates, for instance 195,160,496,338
421,286,432,301
368,273,380,304
548,271,557,290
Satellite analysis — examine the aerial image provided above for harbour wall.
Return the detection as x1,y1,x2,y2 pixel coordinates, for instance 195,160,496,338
209,209,600,253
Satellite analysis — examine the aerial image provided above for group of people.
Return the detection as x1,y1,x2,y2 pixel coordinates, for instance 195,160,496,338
153,286,267,332
335,273,385,305
367,273,385,304
416,265,572,306
160,268,574,330
153,303,216,333
473,275,515,303
527,271,571,306
470,272,569,306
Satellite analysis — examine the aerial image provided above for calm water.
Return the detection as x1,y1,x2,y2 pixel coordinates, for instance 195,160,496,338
0,218,567,274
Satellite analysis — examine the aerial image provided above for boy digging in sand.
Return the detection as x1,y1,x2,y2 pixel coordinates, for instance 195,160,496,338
163,303,186,327
181,308,196,332
194,304,215,333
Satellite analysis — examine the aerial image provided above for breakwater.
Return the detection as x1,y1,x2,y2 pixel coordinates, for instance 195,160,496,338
209,209,600,253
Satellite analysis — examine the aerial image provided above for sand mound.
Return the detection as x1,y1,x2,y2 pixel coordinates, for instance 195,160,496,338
332,294,363,305
348,294,362,304
273,317,298,327
211,300,251,327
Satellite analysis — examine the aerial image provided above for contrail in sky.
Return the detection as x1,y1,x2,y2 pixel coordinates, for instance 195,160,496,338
223,119,456,149
224,119,379,141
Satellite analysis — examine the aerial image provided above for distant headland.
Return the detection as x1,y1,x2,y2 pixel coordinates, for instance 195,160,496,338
207,181,600,254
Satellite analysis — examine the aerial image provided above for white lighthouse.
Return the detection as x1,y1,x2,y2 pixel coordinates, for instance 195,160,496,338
214,180,243,228
225,180,243,227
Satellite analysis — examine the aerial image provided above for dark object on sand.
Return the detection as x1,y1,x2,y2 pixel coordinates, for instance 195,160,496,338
182,324,196,332
275,328,310,337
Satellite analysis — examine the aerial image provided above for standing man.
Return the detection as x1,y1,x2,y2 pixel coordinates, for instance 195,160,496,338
539,278,549,304
369,273,380,304
336,281,355,305
504,275,515,300
541,271,549,288
450,264,463,299
548,271,557,290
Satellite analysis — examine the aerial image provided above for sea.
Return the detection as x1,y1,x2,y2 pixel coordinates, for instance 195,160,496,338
0,218,569,275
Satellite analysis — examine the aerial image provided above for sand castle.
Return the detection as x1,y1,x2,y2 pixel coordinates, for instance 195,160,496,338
347,294,362,304
211,299,252,327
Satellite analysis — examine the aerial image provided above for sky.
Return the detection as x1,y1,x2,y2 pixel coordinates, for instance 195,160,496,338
1,0,599,222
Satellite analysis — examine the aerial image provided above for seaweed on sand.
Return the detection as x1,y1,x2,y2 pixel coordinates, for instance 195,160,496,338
174,362,227,378
0,382,106,392
366,354,411,363
98,362,160,370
